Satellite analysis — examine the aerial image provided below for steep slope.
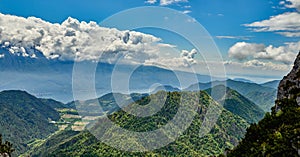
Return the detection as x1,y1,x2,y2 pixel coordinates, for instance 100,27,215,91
186,79,277,112
0,90,60,155
28,91,249,156
205,85,265,123
226,52,300,157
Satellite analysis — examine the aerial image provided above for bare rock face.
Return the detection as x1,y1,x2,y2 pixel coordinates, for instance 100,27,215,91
276,51,300,110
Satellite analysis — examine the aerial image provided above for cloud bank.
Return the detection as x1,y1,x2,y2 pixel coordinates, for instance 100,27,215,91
0,13,196,67
229,41,299,64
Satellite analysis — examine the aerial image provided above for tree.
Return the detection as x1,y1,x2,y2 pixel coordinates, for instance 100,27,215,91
0,134,14,156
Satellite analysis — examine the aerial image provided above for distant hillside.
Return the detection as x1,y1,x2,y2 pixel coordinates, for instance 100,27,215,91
186,79,277,112
245,90,276,112
260,80,280,89
0,90,60,155
233,78,254,83
205,85,265,123
27,91,249,156
226,52,300,156
39,98,70,109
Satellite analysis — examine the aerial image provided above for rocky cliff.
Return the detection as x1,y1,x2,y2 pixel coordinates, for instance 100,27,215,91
276,51,300,110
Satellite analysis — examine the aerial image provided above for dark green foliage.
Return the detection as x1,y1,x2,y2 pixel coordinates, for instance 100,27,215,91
28,91,249,156
0,90,60,155
206,85,265,123
226,98,300,157
0,134,14,156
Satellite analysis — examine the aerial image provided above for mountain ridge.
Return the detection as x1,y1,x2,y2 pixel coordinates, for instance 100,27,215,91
205,85,265,123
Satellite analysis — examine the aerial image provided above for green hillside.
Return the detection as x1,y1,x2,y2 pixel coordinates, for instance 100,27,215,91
0,90,60,155
27,91,249,156
205,85,265,123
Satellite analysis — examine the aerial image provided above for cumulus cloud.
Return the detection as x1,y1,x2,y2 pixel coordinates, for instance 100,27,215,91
228,42,265,60
228,41,299,64
0,13,185,65
244,0,300,37
145,48,198,68
180,49,197,64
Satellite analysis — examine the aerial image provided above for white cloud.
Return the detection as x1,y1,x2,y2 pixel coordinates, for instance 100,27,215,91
181,10,191,14
277,31,300,37
160,0,188,6
279,1,285,5
145,48,198,68
245,12,300,32
216,36,251,40
180,49,197,64
228,42,265,60
146,0,188,6
0,54,4,58
242,60,291,71
0,13,185,65
228,41,299,64
224,60,291,71
146,0,157,4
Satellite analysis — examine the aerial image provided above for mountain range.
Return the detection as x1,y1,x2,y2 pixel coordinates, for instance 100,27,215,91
0,87,264,156
23,91,250,156
186,79,277,112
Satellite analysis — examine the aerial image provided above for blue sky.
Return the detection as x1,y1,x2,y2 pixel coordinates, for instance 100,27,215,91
0,0,300,82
